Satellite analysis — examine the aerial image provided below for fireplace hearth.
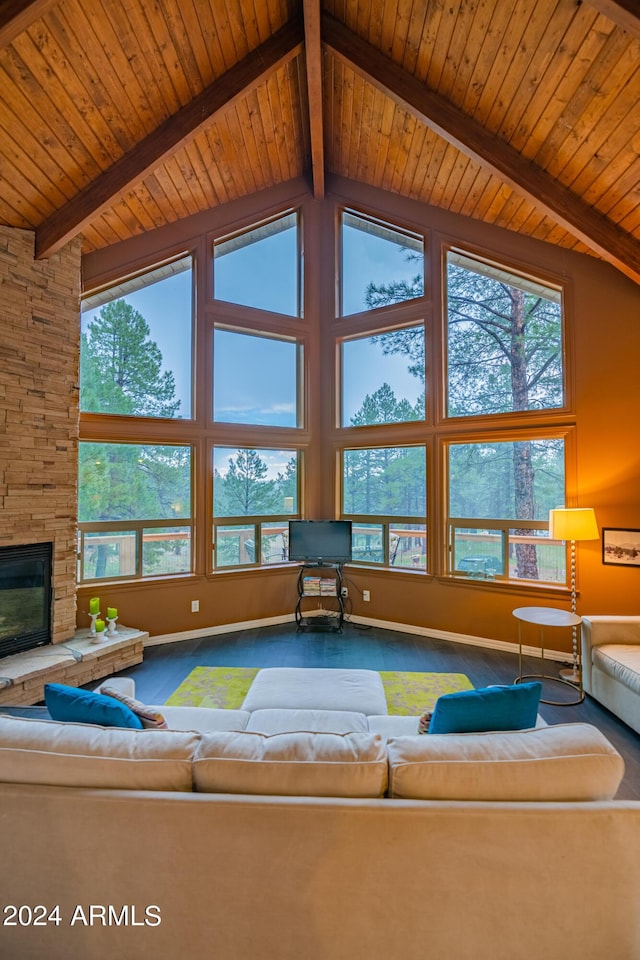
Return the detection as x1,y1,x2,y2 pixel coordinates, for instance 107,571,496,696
0,542,53,659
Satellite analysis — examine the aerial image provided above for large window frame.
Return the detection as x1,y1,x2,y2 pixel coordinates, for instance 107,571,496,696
212,209,304,319
211,445,302,571
335,207,573,590
444,432,571,585
439,240,574,589
443,245,568,423
80,252,195,421
78,198,575,592
338,208,425,319
212,326,304,429
341,444,428,571
339,324,426,428
77,439,194,583
79,206,308,585
336,203,430,573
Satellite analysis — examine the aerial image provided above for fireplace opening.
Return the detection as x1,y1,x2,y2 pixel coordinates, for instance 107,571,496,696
0,542,53,659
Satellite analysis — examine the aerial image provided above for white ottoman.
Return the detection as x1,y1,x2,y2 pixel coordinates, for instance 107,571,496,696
241,668,388,716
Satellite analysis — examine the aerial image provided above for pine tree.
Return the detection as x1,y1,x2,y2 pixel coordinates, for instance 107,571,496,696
215,450,280,517
81,299,180,418
79,299,186,576
365,256,564,579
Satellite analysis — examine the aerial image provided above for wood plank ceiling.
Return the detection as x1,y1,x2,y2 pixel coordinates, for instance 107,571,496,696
0,0,638,285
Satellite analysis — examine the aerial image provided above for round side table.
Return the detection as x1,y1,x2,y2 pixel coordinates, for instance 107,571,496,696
512,606,584,706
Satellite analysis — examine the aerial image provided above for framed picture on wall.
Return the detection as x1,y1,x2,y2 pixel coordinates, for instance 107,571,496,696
602,528,640,567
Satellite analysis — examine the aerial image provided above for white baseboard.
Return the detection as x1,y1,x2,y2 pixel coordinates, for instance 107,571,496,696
344,614,572,663
146,612,572,664
145,614,295,646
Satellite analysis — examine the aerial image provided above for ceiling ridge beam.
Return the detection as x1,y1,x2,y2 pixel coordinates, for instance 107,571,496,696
35,17,304,260
303,0,325,198
0,0,57,48
323,13,640,287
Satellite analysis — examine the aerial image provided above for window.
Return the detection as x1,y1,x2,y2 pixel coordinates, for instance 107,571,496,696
442,248,569,585
338,210,428,569
342,446,427,569
340,210,424,317
80,207,308,584
213,211,301,317
341,326,425,426
447,438,566,583
213,329,301,427
337,219,570,582
445,250,564,418
78,201,571,591
77,442,192,581
212,448,299,568
81,255,193,419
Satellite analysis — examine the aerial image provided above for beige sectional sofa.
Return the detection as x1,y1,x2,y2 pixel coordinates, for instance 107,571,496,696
582,615,640,735
1,666,640,960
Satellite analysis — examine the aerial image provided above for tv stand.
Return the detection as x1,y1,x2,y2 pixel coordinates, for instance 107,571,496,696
295,563,344,632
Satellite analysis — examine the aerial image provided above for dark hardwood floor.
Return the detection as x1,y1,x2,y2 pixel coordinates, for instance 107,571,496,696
120,619,640,801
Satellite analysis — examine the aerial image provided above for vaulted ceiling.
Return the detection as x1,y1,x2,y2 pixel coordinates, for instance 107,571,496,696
1,0,639,285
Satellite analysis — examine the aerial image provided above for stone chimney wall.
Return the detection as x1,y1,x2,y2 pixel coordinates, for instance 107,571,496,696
0,225,81,644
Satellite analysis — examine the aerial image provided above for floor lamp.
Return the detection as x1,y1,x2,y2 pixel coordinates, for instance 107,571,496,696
548,507,599,683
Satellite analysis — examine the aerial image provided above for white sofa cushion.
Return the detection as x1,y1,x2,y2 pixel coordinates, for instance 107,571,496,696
368,715,421,738
246,708,368,734
241,667,388,715
386,723,625,801
367,713,547,741
193,729,388,797
157,706,250,733
0,715,200,791
593,645,640,695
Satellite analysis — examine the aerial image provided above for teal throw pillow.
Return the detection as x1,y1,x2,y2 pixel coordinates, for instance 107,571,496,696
44,683,144,729
428,682,542,735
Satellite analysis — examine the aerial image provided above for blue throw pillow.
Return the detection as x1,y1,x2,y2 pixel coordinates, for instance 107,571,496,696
44,683,144,729
428,682,542,734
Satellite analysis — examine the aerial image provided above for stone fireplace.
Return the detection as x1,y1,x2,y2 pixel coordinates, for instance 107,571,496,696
0,542,53,658
0,227,146,705
0,225,82,651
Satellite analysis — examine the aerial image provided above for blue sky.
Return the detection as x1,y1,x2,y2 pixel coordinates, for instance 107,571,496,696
342,331,423,424
213,328,297,427
214,226,298,317
341,217,423,316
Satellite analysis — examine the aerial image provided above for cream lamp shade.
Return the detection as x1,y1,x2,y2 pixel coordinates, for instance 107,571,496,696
548,508,599,542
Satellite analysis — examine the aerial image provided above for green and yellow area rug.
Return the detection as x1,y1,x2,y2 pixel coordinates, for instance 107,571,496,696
166,667,473,715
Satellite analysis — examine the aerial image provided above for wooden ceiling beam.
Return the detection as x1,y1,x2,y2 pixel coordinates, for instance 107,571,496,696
323,13,640,287
303,0,325,198
35,18,304,259
583,0,640,40
0,0,57,48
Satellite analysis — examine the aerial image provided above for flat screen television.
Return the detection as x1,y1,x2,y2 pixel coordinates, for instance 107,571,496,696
288,520,352,565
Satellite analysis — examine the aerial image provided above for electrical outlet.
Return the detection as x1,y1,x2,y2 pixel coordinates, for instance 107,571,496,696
363,589,370,602
340,586,348,598
191,600,200,613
